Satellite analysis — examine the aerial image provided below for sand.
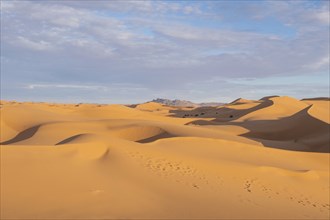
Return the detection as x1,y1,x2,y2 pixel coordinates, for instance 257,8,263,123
1,96,329,219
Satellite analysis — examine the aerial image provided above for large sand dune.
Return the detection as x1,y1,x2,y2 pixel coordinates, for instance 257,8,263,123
1,96,329,219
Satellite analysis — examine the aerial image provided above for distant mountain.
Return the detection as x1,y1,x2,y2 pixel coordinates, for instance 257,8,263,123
151,98,225,107
151,98,197,107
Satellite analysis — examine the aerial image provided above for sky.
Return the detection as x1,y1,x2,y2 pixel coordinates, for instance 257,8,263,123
1,0,329,103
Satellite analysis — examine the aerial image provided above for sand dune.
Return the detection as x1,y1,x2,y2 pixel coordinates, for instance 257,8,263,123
1,97,329,219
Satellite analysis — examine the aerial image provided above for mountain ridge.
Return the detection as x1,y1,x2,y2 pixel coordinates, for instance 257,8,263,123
151,98,225,107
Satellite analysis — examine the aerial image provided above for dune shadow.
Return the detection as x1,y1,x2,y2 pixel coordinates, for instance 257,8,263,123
1,125,41,145
186,106,330,153
55,134,87,145
136,132,176,143
237,106,330,153
170,99,273,123
302,97,330,101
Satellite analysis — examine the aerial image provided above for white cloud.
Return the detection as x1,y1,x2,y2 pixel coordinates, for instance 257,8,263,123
304,56,330,69
23,83,148,92
0,1,14,9
25,84,106,90
313,11,330,25
16,36,55,51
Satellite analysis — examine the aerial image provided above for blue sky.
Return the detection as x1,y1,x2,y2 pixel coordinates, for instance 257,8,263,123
1,0,329,103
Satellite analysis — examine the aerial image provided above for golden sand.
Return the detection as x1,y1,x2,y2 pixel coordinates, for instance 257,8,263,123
1,96,329,219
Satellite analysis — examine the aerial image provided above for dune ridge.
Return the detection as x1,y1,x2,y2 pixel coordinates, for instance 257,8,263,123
1,96,329,219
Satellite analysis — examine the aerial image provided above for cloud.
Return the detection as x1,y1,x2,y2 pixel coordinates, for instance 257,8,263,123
1,0,329,103
16,36,55,51
24,84,107,90
22,83,148,93
314,11,330,24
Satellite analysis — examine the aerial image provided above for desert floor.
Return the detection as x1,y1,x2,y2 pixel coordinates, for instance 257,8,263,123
1,96,329,219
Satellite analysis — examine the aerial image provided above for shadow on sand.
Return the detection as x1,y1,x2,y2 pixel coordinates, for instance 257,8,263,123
170,101,329,153
1,125,41,145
